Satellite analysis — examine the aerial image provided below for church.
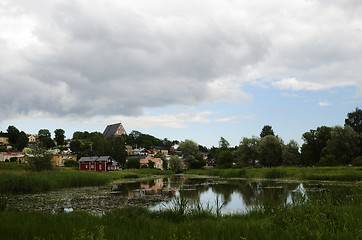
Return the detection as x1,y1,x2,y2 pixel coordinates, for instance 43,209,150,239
103,122,127,138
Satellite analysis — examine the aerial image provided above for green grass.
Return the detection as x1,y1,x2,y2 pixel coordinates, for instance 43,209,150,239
186,166,362,181
0,188,360,240
0,162,27,171
0,168,173,194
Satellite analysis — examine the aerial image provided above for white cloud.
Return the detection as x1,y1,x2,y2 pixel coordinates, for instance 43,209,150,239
1,0,362,124
280,92,299,98
319,101,331,106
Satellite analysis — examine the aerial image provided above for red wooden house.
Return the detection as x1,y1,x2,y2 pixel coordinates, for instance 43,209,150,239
79,156,120,171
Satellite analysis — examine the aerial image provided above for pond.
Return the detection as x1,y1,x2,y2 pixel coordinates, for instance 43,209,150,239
3,175,357,214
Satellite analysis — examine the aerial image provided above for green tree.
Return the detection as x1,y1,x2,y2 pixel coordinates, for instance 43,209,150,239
216,150,233,168
70,139,83,153
178,140,205,169
38,129,51,140
324,125,360,165
162,156,168,170
282,140,300,166
27,147,53,171
235,137,259,166
72,131,84,140
169,155,182,173
7,126,20,145
106,135,127,167
89,132,106,156
126,158,140,169
258,135,282,167
219,137,230,150
38,129,55,149
345,107,362,133
148,160,155,168
15,131,29,150
300,126,331,166
260,125,275,138
54,129,65,146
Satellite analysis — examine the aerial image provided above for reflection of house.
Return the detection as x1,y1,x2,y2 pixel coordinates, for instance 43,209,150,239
103,123,126,138
51,154,77,166
79,156,119,171
0,152,23,162
0,132,9,146
140,156,164,170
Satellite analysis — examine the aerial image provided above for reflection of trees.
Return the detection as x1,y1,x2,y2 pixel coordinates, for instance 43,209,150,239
179,178,209,200
114,177,305,208
235,181,300,207
210,184,235,205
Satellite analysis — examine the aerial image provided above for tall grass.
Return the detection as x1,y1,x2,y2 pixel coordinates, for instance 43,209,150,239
186,166,362,181
0,169,173,194
0,188,360,240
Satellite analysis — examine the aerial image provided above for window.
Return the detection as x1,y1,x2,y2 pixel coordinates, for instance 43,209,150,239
86,165,88,169
100,165,102,170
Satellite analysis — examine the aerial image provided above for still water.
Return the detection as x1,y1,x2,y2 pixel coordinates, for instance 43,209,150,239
4,176,352,214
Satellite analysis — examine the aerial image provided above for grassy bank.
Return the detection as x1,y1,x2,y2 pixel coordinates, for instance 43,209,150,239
0,168,172,194
185,166,362,181
0,188,360,240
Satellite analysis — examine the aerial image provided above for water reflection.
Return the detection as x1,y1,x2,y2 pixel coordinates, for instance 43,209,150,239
113,177,306,214
4,176,347,214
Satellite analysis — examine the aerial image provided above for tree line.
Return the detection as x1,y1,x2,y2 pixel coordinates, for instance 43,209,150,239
214,108,362,168
2,107,362,169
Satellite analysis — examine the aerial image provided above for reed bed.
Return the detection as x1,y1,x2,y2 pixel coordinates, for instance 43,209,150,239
186,166,362,181
0,168,173,194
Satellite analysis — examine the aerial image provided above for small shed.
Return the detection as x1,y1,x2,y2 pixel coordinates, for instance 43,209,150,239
79,156,119,171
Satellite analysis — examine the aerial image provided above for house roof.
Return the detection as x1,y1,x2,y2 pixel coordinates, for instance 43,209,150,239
103,123,127,138
79,156,111,162
154,146,168,151
140,157,162,164
0,132,9,138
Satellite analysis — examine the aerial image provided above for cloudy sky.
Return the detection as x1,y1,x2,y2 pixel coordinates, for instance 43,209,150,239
1,0,361,147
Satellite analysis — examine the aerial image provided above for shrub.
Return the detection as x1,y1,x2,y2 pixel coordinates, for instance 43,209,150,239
9,157,17,163
216,151,233,169
254,163,262,168
169,155,183,173
27,148,53,171
316,154,337,166
64,160,79,168
264,169,287,179
126,158,140,169
351,156,362,166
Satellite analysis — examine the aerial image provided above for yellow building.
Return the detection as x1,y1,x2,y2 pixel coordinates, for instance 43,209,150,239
27,135,38,143
51,154,77,166
0,132,9,145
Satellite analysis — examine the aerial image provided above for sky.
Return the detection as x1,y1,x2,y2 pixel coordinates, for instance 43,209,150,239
1,0,361,148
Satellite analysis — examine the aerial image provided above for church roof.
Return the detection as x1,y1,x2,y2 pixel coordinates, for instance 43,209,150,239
103,123,126,138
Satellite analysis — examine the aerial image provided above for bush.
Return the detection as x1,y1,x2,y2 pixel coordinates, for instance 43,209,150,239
64,160,79,168
351,156,362,166
9,157,17,163
126,158,140,169
254,163,262,168
316,154,337,166
264,169,287,179
169,155,183,173
216,151,233,169
27,148,53,171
